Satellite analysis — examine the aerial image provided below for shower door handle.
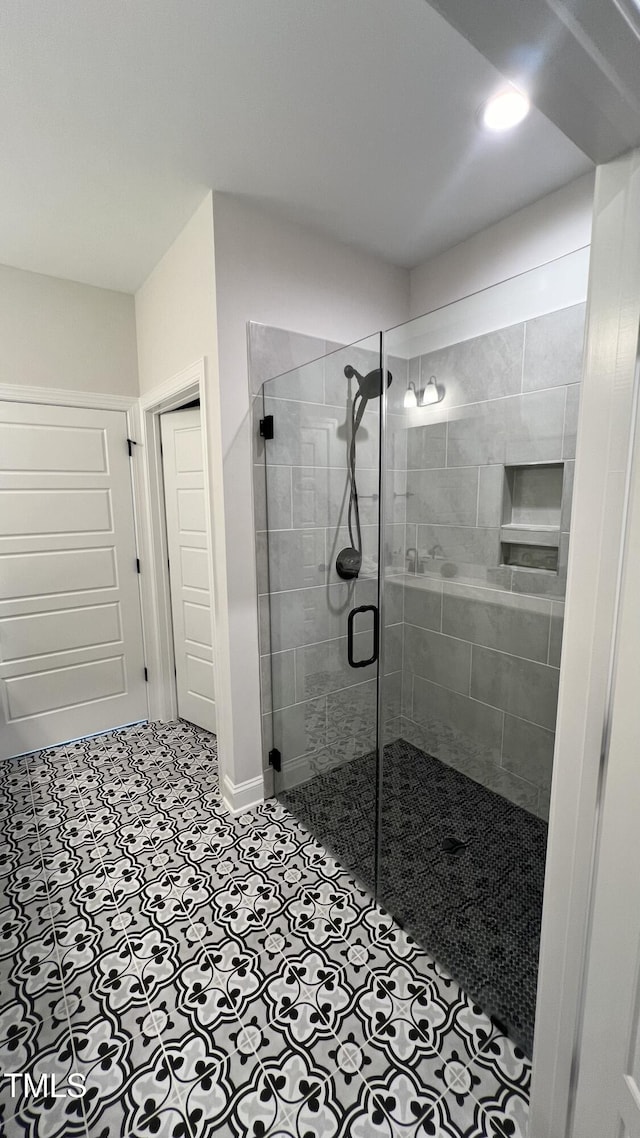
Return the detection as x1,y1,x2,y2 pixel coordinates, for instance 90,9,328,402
347,604,379,668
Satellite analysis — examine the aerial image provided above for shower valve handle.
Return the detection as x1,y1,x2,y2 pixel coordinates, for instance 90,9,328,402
347,604,379,668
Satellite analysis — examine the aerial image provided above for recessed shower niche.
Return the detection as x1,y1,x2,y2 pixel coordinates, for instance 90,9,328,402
501,462,564,571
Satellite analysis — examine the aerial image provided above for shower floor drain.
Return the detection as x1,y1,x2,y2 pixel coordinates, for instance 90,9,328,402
442,835,467,857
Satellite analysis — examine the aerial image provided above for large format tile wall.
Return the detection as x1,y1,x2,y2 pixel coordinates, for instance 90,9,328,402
252,327,408,787
399,303,585,819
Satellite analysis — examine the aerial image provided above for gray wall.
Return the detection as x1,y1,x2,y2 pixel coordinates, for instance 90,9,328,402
399,302,585,819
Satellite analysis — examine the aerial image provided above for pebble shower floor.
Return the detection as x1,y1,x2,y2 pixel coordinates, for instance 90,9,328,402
0,720,529,1137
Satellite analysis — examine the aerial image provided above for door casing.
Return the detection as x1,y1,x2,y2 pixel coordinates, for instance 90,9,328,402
136,360,217,728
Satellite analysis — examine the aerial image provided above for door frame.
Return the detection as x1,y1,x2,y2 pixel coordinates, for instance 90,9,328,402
136,359,217,725
530,150,640,1137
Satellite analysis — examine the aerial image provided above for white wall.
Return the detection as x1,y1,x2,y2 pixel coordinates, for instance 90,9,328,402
0,262,138,395
409,171,595,317
135,195,217,393
212,192,409,795
133,193,234,800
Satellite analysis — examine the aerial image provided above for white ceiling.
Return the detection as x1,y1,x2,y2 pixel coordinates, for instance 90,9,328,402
0,0,592,293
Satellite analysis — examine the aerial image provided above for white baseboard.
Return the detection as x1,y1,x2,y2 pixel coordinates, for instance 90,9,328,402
222,772,266,816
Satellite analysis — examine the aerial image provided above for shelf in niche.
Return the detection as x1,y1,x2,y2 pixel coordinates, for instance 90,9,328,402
501,462,564,572
499,523,560,548
502,542,559,572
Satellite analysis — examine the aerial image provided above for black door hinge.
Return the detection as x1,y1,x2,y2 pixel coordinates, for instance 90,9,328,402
127,438,137,457
268,748,281,772
144,667,148,682
136,558,141,574
259,415,274,440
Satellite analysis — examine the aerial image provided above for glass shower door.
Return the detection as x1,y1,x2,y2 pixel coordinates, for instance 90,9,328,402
377,256,586,1057
259,334,385,891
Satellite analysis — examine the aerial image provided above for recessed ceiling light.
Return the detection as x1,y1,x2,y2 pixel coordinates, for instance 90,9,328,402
481,87,530,132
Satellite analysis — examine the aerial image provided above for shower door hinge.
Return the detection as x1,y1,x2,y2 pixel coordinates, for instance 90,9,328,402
259,415,274,440
268,747,281,772
127,438,137,457
144,667,148,682
136,558,141,574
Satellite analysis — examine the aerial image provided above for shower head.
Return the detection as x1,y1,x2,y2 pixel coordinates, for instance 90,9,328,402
344,365,393,401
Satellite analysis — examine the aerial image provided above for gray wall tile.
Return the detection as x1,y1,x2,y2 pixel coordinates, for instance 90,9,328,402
248,321,328,395
536,788,551,821
522,303,585,393
381,578,405,626
252,393,266,464
327,671,402,746
407,467,479,526
387,413,408,470
292,466,379,529
265,584,352,653
327,679,376,744
263,578,402,656
563,383,581,459
407,422,447,470
261,650,296,712
560,461,575,531
258,463,292,531
257,528,326,593
384,623,404,675
416,524,501,572
475,764,539,811
549,601,565,667
403,625,471,694
264,396,379,470
296,633,377,700
470,645,560,729
274,697,327,761
386,357,409,415
419,324,524,407
403,580,442,631
442,583,551,662
447,388,565,468
412,676,503,753
263,355,325,403
502,714,555,790
477,465,506,527
356,576,404,627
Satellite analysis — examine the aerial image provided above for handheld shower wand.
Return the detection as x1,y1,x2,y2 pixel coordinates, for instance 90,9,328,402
336,365,392,581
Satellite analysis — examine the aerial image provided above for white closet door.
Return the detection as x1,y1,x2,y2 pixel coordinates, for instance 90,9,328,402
160,408,216,733
0,401,147,759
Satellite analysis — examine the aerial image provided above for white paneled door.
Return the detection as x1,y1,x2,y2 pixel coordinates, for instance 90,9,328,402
0,401,147,759
160,407,216,733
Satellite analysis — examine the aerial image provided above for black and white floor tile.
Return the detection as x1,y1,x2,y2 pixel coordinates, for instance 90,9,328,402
0,722,529,1136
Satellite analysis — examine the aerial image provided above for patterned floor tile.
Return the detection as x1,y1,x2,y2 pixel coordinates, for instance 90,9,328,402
0,722,528,1138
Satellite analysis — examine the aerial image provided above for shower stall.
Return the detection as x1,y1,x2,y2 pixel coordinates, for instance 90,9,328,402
255,252,585,1059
